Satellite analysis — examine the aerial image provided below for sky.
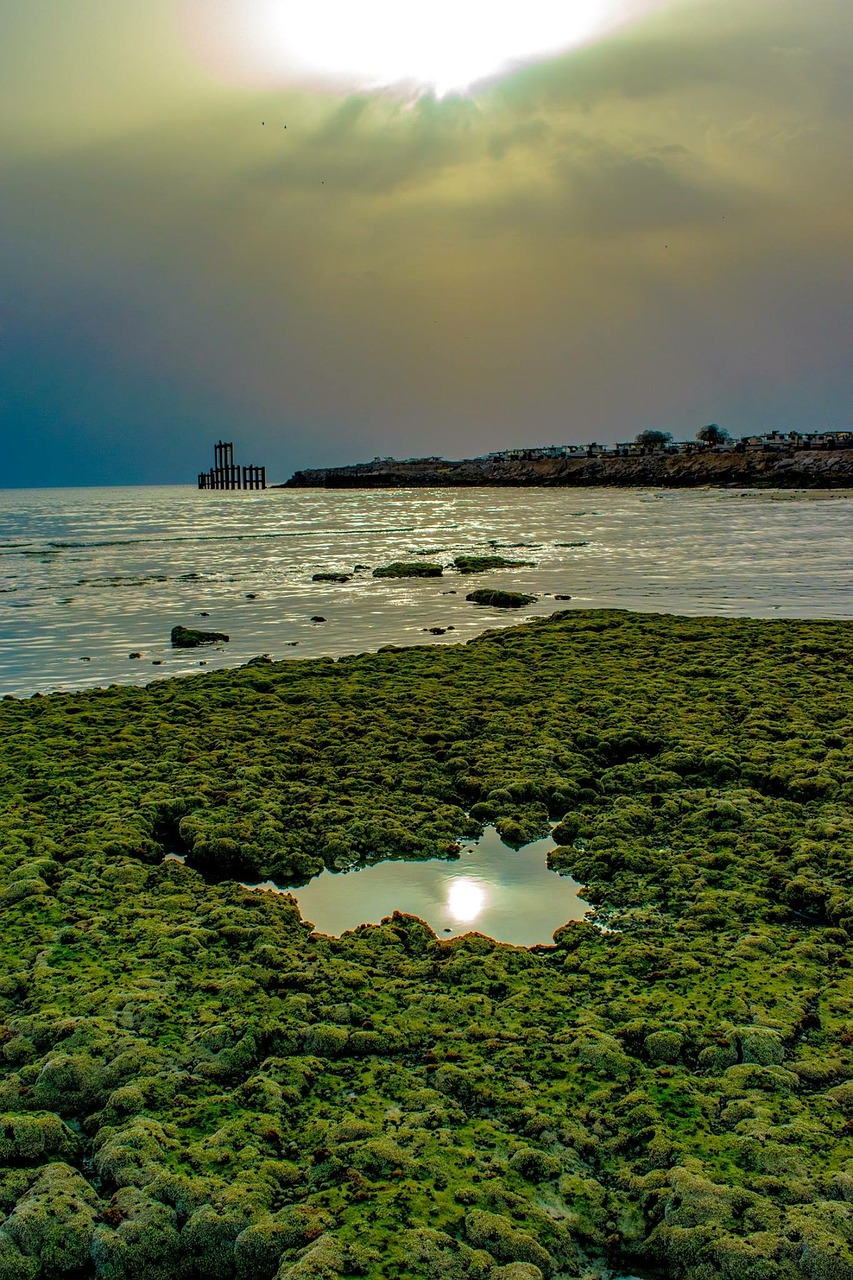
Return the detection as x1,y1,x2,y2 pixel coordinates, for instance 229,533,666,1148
1,0,852,486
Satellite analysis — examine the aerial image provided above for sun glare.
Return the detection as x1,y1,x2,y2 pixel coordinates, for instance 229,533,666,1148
447,877,486,923
183,0,653,95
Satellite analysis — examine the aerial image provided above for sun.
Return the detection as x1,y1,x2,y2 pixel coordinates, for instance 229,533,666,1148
182,0,652,95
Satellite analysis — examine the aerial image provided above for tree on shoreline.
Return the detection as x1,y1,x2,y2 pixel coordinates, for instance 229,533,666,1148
697,423,730,445
634,429,672,451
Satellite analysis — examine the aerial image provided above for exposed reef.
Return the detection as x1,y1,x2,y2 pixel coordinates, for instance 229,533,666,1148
1,611,852,1279
281,450,853,489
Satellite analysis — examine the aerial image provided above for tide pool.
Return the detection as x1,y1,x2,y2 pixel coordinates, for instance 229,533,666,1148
256,826,589,946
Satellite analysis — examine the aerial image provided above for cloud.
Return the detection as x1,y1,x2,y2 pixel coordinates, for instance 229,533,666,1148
1,0,852,482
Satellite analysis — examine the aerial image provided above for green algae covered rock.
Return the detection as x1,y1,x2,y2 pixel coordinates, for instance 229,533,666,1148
235,1206,330,1280
181,1204,249,1280
735,1025,786,1065
452,555,535,573
644,1029,684,1064
3,1163,100,1274
0,1114,77,1164
0,1232,37,1280
466,588,537,608
170,625,229,647
464,1211,555,1275
274,1233,345,1278
372,562,443,578
491,1267,545,1280
1,879,49,904
508,1147,561,1182
90,1187,180,1280
400,1228,493,1278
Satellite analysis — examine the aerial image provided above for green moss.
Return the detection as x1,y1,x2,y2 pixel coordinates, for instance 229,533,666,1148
0,611,852,1278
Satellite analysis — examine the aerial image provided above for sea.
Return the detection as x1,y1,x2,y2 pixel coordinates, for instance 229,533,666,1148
1,483,851,698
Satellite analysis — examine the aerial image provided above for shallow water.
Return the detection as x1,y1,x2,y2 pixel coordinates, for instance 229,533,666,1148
253,826,588,947
1,484,850,696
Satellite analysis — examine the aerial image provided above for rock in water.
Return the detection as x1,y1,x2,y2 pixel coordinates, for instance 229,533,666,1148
466,589,537,609
170,625,230,648
372,562,443,578
452,555,535,572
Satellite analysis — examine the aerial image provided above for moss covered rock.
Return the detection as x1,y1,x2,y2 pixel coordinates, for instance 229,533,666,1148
465,589,537,608
3,1163,100,1274
372,562,443,578
452,556,534,573
170,625,229,648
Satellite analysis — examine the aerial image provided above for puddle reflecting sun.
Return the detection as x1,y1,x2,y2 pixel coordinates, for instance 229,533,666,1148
265,825,589,947
447,877,487,923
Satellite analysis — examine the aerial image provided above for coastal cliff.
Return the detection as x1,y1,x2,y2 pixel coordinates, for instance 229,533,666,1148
282,447,853,489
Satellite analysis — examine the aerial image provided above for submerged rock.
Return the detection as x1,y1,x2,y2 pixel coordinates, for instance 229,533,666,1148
466,589,537,609
170,625,230,648
311,573,351,583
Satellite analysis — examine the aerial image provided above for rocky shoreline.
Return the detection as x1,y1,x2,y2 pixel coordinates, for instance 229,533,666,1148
281,448,853,489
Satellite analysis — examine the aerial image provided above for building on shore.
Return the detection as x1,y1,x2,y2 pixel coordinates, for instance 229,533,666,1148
198,441,266,490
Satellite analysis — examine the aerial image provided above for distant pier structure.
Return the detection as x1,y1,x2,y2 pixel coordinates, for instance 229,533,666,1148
198,441,266,490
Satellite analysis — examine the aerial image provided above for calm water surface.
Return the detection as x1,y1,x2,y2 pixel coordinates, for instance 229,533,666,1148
1,484,850,697
254,827,589,947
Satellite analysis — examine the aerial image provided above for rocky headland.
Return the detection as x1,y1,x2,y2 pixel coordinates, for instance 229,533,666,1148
282,448,853,489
